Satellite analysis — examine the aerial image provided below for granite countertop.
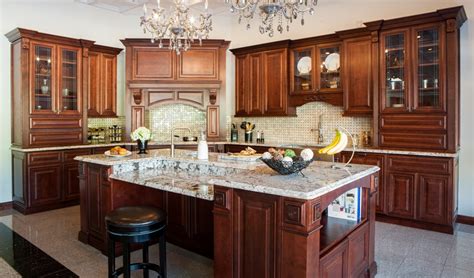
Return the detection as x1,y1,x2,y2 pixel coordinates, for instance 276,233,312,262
11,140,458,158
108,156,379,200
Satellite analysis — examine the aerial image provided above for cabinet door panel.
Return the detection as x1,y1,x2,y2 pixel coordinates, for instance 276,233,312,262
178,48,218,80
416,174,448,224
165,192,191,240
132,47,175,80
320,239,348,278
63,163,80,201
343,36,372,115
31,42,56,115
88,52,101,116
386,172,415,219
28,165,62,206
233,190,278,278
101,54,117,116
263,49,288,115
58,46,82,115
235,55,249,116
348,222,369,277
380,132,446,150
29,130,83,146
249,53,264,115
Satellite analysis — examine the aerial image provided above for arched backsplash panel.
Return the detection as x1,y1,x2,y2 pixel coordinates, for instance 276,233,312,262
146,104,207,142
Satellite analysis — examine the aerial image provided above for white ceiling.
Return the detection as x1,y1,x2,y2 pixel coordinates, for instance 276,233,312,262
74,0,229,15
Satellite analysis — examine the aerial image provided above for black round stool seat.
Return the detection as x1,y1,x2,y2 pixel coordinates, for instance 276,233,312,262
106,206,166,237
106,206,167,278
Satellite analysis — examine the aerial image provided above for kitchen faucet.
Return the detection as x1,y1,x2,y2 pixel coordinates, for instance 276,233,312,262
171,127,191,158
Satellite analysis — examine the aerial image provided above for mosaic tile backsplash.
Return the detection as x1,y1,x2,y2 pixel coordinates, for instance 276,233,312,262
148,104,207,142
87,117,125,128
232,102,373,145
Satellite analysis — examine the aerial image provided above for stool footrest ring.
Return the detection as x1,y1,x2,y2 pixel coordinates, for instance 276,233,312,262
111,262,163,278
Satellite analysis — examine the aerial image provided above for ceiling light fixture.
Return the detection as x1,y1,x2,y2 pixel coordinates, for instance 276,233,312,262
225,0,318,37
140,0,213,54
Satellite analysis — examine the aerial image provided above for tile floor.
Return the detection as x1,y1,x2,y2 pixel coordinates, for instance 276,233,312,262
0,206,473,277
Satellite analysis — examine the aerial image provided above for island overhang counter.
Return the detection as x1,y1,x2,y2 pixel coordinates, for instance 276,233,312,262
75,150,380,277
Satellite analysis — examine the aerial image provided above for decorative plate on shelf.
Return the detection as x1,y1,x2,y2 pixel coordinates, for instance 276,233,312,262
324,53,340,72
297,56,312,75
104,150,132,158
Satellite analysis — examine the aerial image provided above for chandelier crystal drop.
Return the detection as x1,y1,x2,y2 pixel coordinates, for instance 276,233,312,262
225,0,318,37
140,0,213,54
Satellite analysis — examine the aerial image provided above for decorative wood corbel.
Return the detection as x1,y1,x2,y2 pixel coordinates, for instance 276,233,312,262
132,89,143,105
209,89,217,105
21,38,30,49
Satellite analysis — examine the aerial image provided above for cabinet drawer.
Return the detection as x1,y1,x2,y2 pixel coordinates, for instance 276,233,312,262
29,131,83,146
380,132,446,150
30,118,82,129
387,155,451,175
63,149,91,162
381,115,446,131
28,151,62,166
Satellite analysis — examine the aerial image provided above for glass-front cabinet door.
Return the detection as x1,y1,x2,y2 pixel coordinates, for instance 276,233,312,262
381,30,409,111
413,24,444,111
316,44,341,93
58,47,81,114
290,47,314,94
32,43,55,114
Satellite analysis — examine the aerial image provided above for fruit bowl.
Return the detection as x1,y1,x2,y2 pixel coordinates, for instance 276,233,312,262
260,157,313,175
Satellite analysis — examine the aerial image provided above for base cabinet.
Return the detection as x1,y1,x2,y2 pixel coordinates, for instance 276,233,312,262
28,165,62,207
343,151,456,233
320,240,349,278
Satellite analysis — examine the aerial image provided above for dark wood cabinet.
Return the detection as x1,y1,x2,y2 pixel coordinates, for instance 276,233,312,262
12,148,94,214
28,165,62,207
386,172,416,219
378,19,460,151
88,45,122,117
6,28,93,148
416,174,449,225
165,192,191,241
319,239,348,278
231,42,295,117
342,36,373,115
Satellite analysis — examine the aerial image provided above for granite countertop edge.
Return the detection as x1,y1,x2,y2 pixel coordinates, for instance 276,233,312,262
10,141,459,158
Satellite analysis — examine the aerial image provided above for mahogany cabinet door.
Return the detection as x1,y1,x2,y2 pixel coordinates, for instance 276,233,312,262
319,239,349,278
342,36,373,115
132,47,175,80
248,53,264,115
165,192,192,242
347,222,369,277
416,174,449,224
386,172,415,219
263,48,289,116
28,165,62,207
30,41,57,115
233,190,279,278
57,45,82,115
100,53,117,116
190,198,214,257
87,51,101,117
177,48,219,80
235,54,249,116
63,163,80,201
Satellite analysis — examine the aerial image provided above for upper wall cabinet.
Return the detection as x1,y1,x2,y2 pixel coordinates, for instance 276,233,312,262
232,42,295,117
88,45,122,118
122,39,230,82
6,28,95,147
342,35,373,116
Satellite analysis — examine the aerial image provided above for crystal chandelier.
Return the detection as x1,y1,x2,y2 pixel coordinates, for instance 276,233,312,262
225,0,318,37
140,0,213,54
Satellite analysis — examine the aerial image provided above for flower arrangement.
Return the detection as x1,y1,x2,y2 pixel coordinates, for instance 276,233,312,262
131,127,152,142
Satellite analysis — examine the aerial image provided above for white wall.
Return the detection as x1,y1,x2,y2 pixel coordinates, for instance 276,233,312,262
1,0,472,216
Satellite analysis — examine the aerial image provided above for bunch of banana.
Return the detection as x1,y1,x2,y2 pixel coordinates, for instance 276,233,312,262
318,129,348,155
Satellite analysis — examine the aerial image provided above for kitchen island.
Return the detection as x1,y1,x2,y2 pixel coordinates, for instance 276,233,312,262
75,149,380,277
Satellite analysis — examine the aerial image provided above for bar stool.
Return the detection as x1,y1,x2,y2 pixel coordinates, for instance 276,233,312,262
105,206,167,278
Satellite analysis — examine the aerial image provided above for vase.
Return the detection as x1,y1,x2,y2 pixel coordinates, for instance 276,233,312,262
137,140,148,154
244,132,253,143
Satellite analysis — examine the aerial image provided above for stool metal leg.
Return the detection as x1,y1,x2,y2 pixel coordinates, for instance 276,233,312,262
108,238,116,278
143,242,149,278
123,243,131,278
159,235,167,278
